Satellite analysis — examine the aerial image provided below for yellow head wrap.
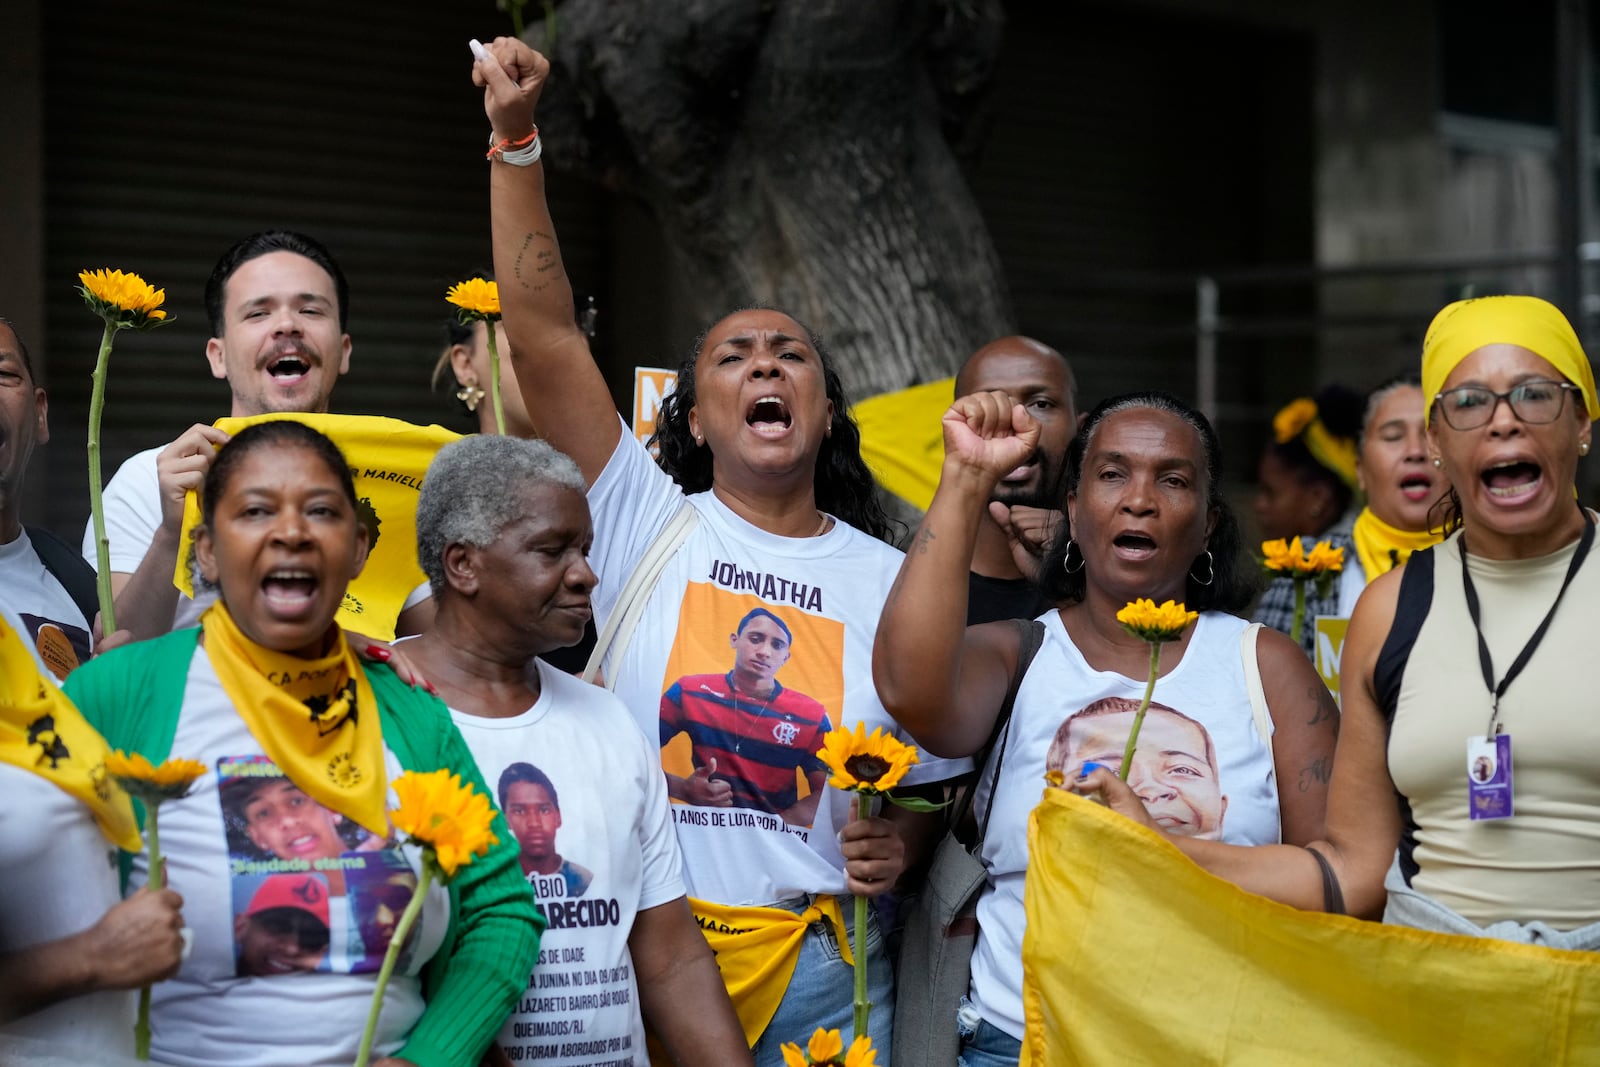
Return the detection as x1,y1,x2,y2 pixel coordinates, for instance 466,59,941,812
1420,295,1599,424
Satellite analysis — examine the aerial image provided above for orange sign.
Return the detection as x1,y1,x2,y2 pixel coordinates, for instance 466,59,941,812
633,367,678,448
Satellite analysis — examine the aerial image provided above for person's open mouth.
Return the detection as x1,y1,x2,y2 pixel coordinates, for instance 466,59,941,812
1482,459,1542,502
262,568,319,616
746,395,793,437
1111,530,1158,561
1399,473,1434,502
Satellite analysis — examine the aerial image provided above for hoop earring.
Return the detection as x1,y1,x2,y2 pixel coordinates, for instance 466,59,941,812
1062,539,1085,575
456,383,485,413
1190,549,1215,587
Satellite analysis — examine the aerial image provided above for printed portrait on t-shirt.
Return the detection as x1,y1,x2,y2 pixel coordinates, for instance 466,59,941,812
495,761,594,898
658,583,845,829
13,613,89,681
217,756,418,976
1045,696,1229,840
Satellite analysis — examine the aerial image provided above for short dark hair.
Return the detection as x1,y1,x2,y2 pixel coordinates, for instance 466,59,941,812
206,230,350,335
498,762,558,811
201,421,357,527
1040,391,1257,612
735,607,793,643
646,309,900,544
0,317,34,379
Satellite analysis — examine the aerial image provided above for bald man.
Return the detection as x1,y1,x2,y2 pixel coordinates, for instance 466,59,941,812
953,336,1080,624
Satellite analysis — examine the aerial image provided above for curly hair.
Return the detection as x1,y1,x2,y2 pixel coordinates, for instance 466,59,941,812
646,309,899,544
1040,391,1257,612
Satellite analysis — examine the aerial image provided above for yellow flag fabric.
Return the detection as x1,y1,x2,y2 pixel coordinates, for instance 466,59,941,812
850,378,955,512
200,603,389,836
0,615,140,851
1021,788,1600,1066
686,894,852,1047
174,413,461,640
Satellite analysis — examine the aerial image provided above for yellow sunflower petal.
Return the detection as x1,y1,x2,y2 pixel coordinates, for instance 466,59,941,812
1116,598,1197,642
445,277,502,319
806,1028,844,1062
391,769,499,879
816,722,919,793
78,268,170,329
780,1043,809,1067
105,750,207,802
843,1035,879,1067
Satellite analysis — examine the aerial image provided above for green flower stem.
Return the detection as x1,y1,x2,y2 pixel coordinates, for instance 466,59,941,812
1118,641,1163,782
355,858,436,1067
1290,578,1307,645
851,792,871,1043
135,801,165,1061
484,319,507,437
88,320,118,633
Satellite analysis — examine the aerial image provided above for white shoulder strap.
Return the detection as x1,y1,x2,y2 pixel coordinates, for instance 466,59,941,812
581,502,699,689
1239,621,1275,755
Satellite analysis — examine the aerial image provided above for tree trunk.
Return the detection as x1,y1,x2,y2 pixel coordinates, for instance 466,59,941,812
533,0,1013,399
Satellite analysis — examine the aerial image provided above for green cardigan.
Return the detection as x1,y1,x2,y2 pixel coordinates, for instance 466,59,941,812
64,629,544,1067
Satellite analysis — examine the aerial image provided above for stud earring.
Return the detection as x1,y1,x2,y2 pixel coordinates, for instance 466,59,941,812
1432,457,1442,468
456,382,485,412
1582,442,1591,456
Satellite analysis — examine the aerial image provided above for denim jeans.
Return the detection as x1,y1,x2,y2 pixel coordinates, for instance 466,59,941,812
956,996,1022,1067
751,897,894,1066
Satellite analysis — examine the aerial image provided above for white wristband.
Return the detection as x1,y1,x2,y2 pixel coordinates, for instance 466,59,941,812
489,130,543,167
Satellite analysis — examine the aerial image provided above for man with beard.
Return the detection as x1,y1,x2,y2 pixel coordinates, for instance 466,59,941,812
954,336,1080,624
83,232,432,640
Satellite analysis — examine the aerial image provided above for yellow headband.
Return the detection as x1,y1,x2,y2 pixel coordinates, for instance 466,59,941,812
1272,397,1360,492
1421,295,1600,424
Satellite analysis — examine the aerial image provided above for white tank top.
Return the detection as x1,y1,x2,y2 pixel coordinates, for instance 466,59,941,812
967,609,1282,1039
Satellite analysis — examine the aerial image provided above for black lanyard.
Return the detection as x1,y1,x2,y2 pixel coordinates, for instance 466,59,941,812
1460,510,1594,736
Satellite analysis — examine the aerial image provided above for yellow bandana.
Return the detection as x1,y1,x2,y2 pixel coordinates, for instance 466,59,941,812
201,603,388,835
0,616,140,850
1351,506,1443,583
1421,295,1600,424
687,894,852,1046
175,413,461,640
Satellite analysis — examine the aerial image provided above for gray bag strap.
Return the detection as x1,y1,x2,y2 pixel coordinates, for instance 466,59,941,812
963,617,1047,848
580,502,699,689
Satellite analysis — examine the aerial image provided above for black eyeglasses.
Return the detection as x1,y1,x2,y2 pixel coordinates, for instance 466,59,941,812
1432,380,1580,430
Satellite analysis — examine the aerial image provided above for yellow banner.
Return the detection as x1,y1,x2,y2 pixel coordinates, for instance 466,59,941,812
1022,789,1600,1065
173,413,461,640
850,377,954,513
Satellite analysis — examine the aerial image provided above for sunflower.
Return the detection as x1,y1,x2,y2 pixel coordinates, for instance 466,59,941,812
1115,598,1198,643
816,722,919,794
77,269,169,329
390,769,499,879
1261,538,1342,577
781,1028,877,1066
445,277,502,320
105,750,207,803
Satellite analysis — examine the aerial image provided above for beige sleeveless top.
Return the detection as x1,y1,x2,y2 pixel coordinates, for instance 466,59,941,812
1384,529,1600,930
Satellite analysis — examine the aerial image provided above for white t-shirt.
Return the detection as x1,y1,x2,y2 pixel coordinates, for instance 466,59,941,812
0,530,93,680
968,610,1282,1039
450,660,684,1067
588,423,968,905
137,650,450,1067
0,604,131,1054
84,446,430,634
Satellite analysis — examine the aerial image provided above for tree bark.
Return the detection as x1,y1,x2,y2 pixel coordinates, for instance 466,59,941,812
532,0,1014,399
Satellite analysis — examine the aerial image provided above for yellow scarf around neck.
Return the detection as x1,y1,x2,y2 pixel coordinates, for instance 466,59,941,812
0,617,140,850
201,603,389,835
1351,506,1442,583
